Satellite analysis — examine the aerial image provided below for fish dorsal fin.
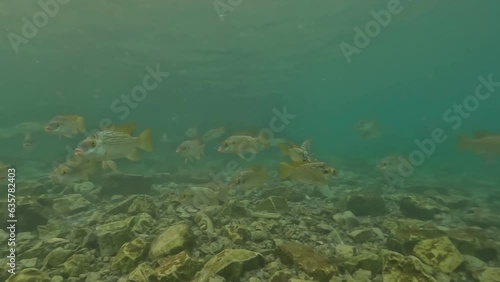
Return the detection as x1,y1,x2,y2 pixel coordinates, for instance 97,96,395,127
473,131,495,138
106,123,136,135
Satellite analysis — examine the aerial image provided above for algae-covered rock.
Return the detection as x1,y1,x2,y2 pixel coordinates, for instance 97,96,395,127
270,270,293,282
6,268,50,282
476,267,500,282
348,228,379,243
149,224,192,260
195,249,264,281
130,213,156,235
111,237,148,273
61,254,92,277
218,200,250,218
335,245,355,259
95,216,135,257
127,262,156,282
332,211,360,229
155,251,204,281
222,224,250,244
346,192,386,216
399,196,449,220
52,194,91,214
0,197,50,232
381,250,436,282
275,239,338,281
343,252,382,274
413,236,463,273
128,195,158,217
383,218,446,254
42,247,72,269
255,196,289,213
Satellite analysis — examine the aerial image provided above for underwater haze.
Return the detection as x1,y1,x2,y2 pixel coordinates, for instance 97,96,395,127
1,0,500,281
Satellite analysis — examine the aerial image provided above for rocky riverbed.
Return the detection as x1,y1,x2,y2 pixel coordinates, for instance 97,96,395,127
1,171,499,282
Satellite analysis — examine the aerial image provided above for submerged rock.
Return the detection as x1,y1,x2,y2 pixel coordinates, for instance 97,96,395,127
112,237,148,273
61,253,92,278
42,247,72,269
127,262,156,282
399,195,449,220
149,224,192,260
222,224,250,244
332,211,360,229
413,236,463,273
274,239,338,281
381,250,436,282
343,252,382,274
128,195,159,217
52,194,91,214
255,196,289,213
95,216,135,257
194,249,264,281
475,267,500,282
155,251,204,281
345,192,386,216
6,268,50,282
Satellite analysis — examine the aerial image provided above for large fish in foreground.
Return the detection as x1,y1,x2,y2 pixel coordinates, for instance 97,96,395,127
74,124,153,172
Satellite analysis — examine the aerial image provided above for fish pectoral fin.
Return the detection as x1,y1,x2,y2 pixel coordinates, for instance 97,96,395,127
102,160,119,173
108,161,119,173
127,150,141,161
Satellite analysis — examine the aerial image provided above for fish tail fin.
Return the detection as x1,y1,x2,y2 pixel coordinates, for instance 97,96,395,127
77,116,86,133
138,129,153,152
278,162,294,180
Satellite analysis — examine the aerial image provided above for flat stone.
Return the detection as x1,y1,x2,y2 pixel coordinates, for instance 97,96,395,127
476,267,500,282
149,224,192,260
332,211,360,229
6,268,50,282
111,237,148,273
95,217,134,257
399,196,449,220
413,236,463,273
222,224,250,244
155,251,204,281
52,194,91,214
255,196,289,213
381,250,436,282
346,192,386,216
194,249,265,281
275,239,338,281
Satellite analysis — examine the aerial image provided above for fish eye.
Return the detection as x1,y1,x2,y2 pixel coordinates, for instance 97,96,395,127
90,141,96,147
223,142,228,147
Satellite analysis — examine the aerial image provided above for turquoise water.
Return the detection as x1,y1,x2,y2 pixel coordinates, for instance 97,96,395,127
2,1,499,178
1,1,500,281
